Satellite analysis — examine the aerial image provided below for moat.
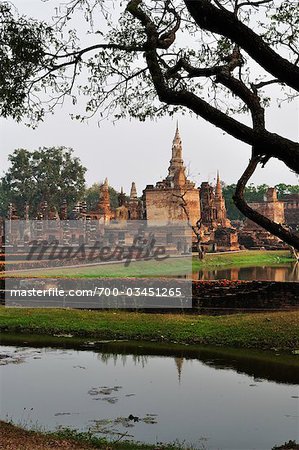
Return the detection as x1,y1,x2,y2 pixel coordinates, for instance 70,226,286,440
0,340,298,449
192,264,299,282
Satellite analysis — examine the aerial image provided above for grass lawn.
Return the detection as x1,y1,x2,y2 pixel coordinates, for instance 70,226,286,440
0,420,297,450
2,250,293,278
3,255,191,278
1,308,298,350
0,420,186,450
192,250,293,269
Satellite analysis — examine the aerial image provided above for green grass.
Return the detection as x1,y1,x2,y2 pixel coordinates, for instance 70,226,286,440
1,307,298,350
0,420,196,449
192,250,293,270
3,250,293,278
47,427,196,449
1,421,297,450
3,256,191,278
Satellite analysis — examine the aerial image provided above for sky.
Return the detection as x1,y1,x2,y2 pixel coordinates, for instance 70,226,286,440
1,0,298,197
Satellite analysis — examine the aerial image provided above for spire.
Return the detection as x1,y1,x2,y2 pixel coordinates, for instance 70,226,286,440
174,357,184,383
103,177,109,191
98,177,111,219
214,171,229,226
118,186,126,207
215,171,222,198
167,123,185,182
130,182,138,200
172,121,183,161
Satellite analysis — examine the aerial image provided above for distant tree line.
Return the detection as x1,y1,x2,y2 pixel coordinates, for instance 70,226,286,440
0,147,125,218
1,0,299,247
1,147,297,221
222,183,299,221
0,147,86,217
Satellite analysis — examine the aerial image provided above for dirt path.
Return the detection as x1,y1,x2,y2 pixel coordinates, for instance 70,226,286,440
0,421,100,450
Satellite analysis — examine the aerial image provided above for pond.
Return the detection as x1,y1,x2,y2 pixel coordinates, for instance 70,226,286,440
192,264,299,282
0,340,298,450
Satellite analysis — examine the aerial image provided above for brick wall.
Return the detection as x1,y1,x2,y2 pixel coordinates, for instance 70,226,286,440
192,280,299,313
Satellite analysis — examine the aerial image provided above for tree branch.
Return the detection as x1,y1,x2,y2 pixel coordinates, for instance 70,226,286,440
233,155,299,249
184,0,299,92
251,79,282,91
45,43,144,60
127,0,299,173
165,45,242,79
165,58,223,79
161,88,299,172
172,191,205,259
236,0,274,10
215,70,265,128
33,42,144,85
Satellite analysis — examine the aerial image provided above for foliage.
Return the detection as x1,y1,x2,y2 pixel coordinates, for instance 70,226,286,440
1,0,299,245
0,179,9,217
85,182,122,211
223,183,269,220
0,1,298,135
223,183,299,220
272,441,299,450
2,147,86,217
0,2,58,123
275,183,299,198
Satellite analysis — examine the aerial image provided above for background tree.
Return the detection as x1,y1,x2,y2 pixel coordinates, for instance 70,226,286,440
223,183,299,221
2,147,86,217
85,183,121,211
0,180,9,217
223,183,269,220
275,184,299,199
0,2,57,122
1,0,299,247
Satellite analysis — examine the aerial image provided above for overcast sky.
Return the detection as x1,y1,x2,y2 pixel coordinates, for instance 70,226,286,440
1,0,298,196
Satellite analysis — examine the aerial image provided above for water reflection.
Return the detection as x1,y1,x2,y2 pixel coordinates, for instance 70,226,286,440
1,337,299,385
192,264,299,282
93,341,299,385
98,352,149,368
0,343,298,449
98,353,185,383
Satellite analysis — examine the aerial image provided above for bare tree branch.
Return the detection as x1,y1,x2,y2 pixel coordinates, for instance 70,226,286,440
233,155,299,249
236,0,274,10
172,191,205,259
251,79,282,91
184,0,299,91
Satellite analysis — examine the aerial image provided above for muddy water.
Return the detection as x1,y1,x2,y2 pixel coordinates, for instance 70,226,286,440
0,341,298,450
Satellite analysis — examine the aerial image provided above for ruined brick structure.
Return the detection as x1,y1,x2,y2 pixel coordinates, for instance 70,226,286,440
142,125,239,251
199,180,239,251
239,187,287,249
143,124,201,227
98,178,112,223
115,183,143,221
282,193,299,231
2,125,244,252
200,173,231,230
